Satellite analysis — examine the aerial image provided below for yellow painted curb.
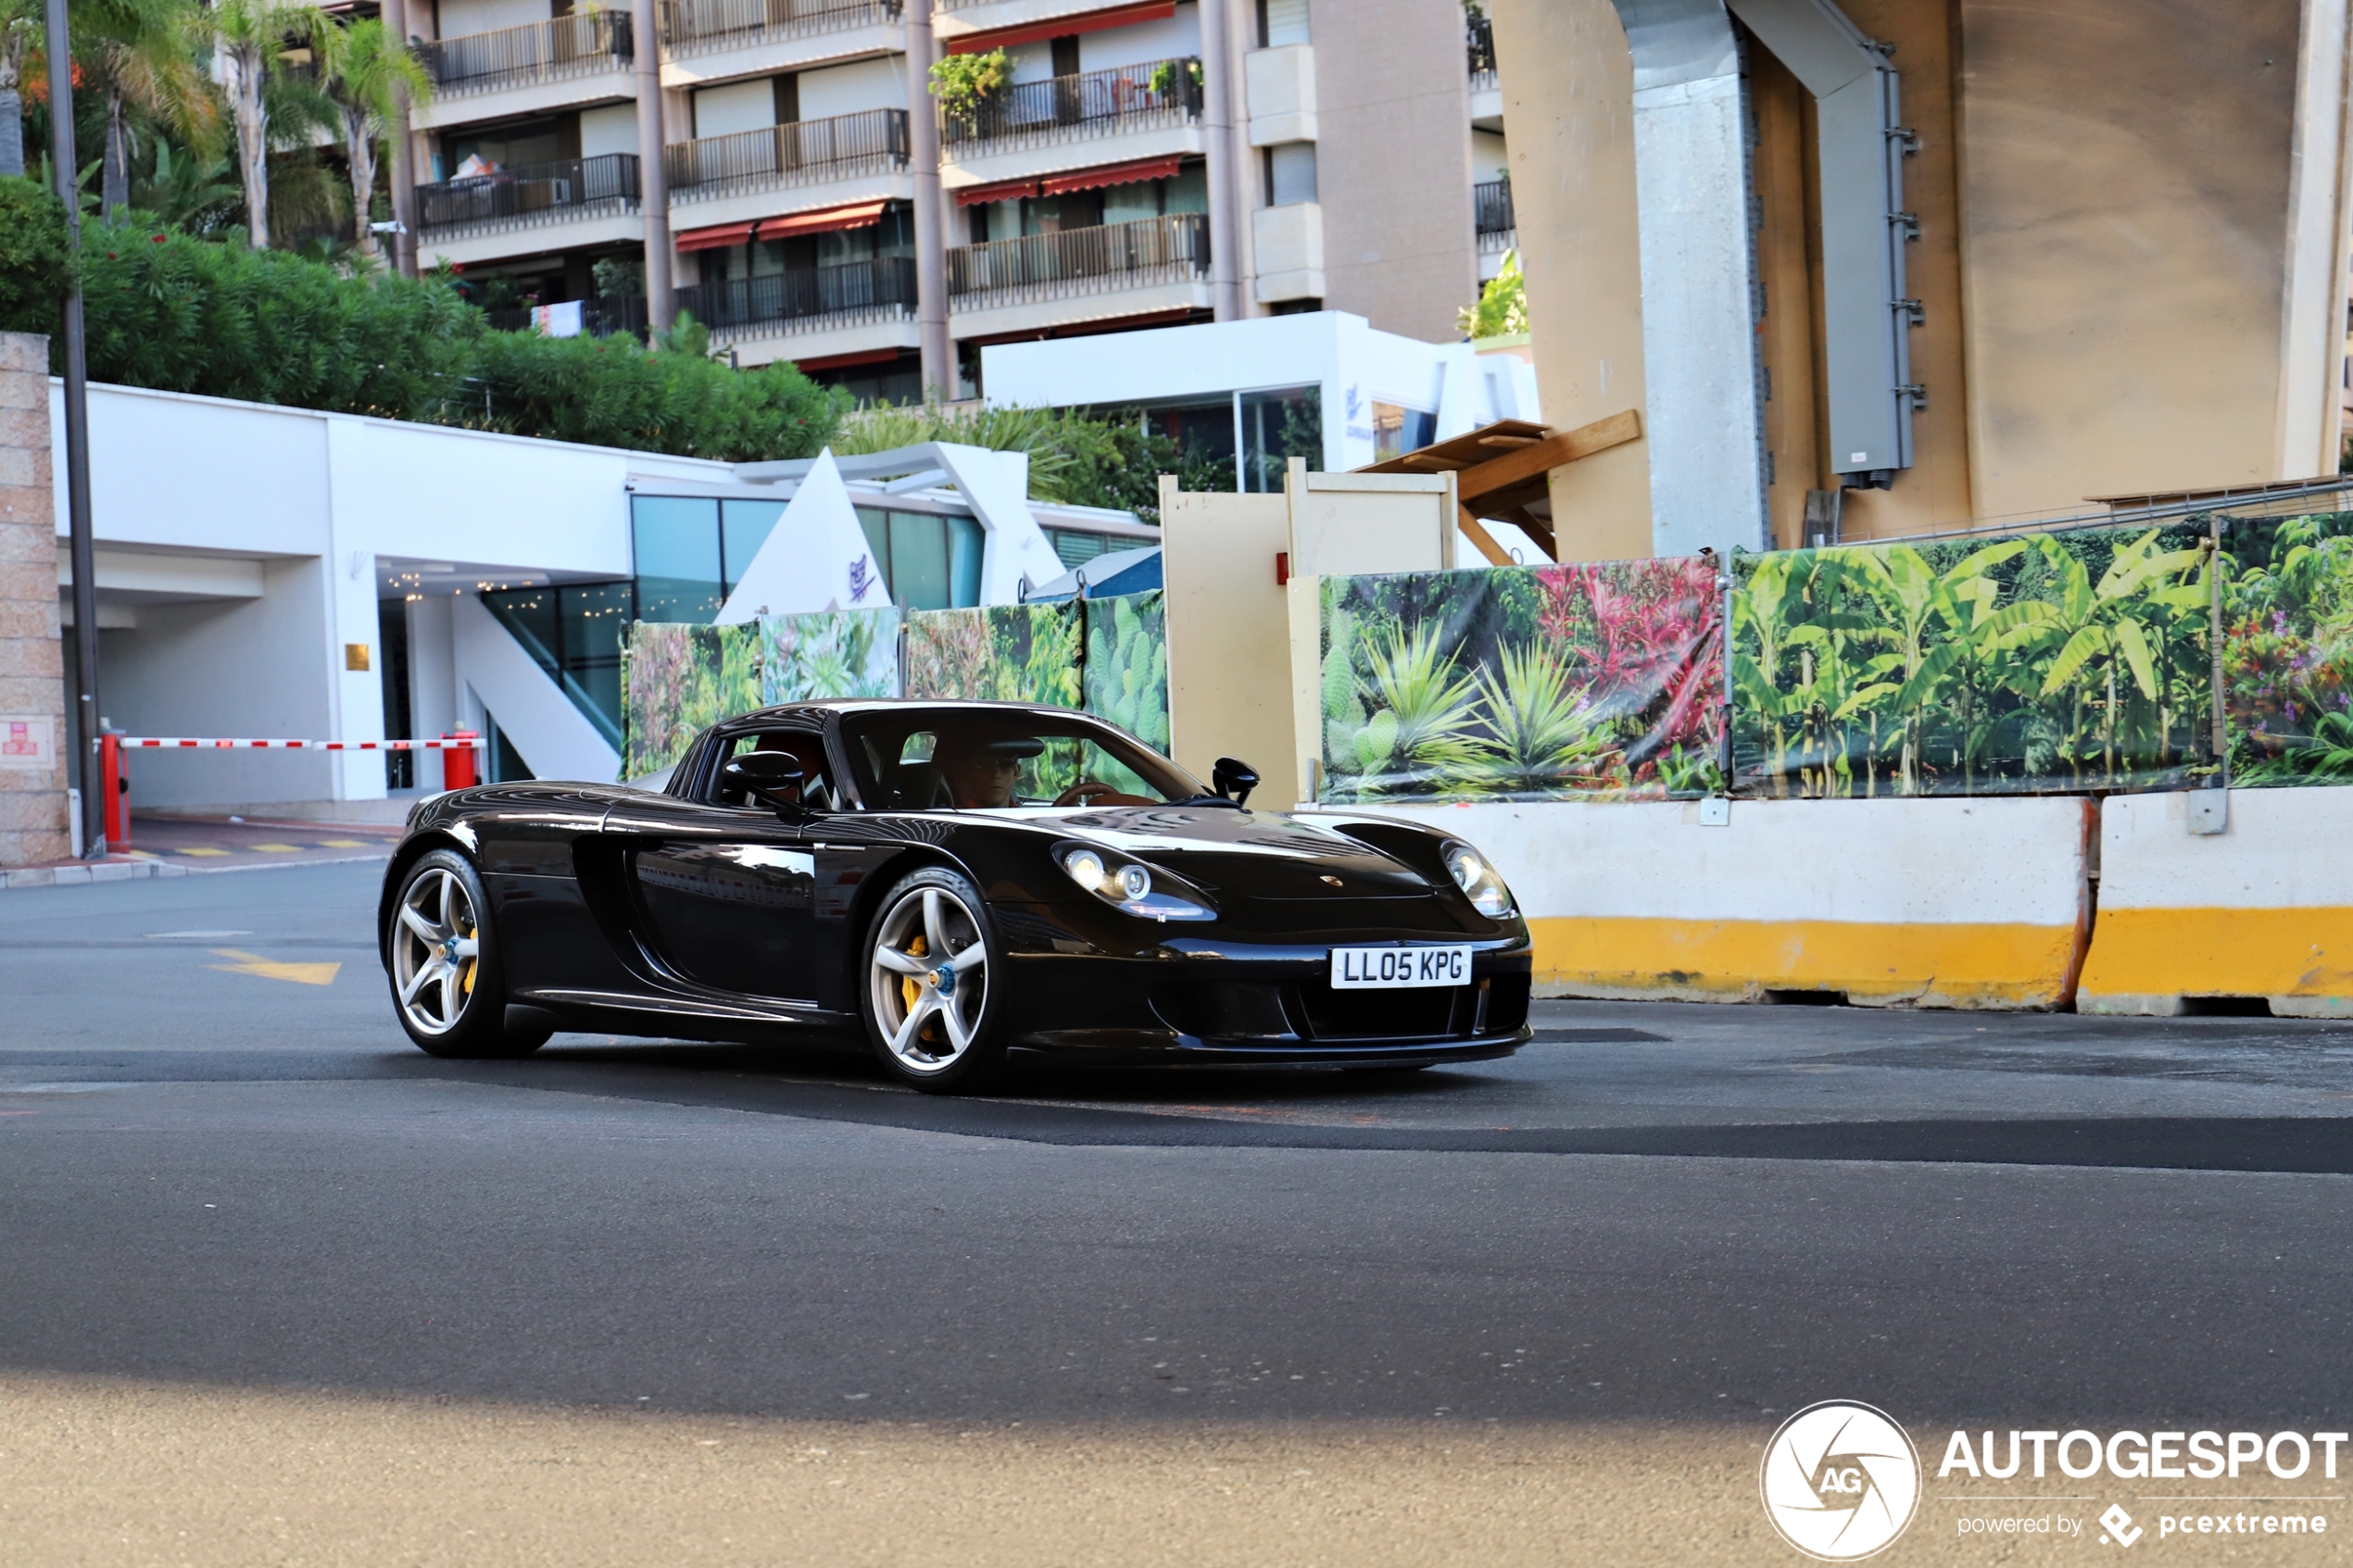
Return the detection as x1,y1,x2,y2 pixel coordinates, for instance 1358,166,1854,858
2077,906,2353,1006
1529,916,2086,1009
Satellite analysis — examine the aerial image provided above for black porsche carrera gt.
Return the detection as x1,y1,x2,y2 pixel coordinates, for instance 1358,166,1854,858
378,700,1533,1091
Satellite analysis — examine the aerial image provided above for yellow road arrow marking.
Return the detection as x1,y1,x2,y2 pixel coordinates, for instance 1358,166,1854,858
208,948,341,986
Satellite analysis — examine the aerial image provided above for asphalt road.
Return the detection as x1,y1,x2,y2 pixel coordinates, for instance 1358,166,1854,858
1,862,2347,1566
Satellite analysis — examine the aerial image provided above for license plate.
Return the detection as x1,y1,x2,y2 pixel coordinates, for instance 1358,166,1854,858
1329,946,1475,989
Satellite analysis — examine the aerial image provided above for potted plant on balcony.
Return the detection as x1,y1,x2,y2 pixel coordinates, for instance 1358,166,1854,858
927,47,1007,125
1146,57,1202,104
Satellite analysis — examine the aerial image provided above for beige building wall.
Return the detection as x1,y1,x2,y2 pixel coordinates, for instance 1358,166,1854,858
1954,0,2309,517
1487,0,1651,562
1307,0,1482,344
0,332,69,868
1504,0,2350,552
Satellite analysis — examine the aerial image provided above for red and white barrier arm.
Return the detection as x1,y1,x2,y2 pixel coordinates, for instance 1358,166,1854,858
117,737,486,751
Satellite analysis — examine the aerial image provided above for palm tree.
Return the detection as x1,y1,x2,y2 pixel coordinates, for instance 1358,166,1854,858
188,0,316,247
78,0,220,220
0,0,37,176
314,15,427,258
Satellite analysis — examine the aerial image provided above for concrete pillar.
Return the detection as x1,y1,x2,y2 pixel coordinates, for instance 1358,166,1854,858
1198,0,1241,320
905,0,954,397
633,0,674,333
1612,0,1768,557
1216,0,1260,315
0,332,68,868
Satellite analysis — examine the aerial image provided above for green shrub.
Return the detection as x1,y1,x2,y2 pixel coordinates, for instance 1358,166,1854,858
5,216,845,461
0,176,75,339
80,223,479,418
455,317,845,460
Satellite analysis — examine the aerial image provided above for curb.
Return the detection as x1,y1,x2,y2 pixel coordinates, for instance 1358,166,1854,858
3,859,190,889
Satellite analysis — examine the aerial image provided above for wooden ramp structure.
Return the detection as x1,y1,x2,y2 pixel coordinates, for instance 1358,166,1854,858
1354,410,1643,564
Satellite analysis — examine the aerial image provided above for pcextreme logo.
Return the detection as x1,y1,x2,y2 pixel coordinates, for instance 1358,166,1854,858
1759,1401,1924,1561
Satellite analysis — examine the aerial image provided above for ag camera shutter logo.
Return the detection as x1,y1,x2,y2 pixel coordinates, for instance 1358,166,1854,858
1759,1400,1923,1560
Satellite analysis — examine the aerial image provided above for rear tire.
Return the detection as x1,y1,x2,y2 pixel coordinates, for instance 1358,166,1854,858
860,866,1006,1094
385,848,546,1060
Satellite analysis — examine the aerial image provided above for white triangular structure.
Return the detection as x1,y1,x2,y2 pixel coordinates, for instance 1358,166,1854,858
714,448,893,624
931,442,1065,605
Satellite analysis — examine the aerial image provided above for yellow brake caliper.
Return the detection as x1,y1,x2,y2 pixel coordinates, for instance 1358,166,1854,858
901,934,926,1020
459,915,477,996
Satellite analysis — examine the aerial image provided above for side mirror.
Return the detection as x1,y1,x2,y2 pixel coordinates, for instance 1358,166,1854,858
721,753,805,813
1212,757,1259,808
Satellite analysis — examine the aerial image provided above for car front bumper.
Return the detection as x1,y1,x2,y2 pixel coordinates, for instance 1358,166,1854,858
992,919,1535,1067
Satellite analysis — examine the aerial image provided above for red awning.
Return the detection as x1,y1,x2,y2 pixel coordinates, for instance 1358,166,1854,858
1039,156,1183,196
942,0,1175,55
760,200,888,238
955,178,1042,207
674,221,755,253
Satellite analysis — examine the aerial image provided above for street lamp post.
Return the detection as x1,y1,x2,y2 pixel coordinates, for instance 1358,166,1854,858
44,0,100,857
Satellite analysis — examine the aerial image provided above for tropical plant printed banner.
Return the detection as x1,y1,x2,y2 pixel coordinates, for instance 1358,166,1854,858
1082,591,1170,752
903,603,1084,708
761,607,902,706
622,621,761,780
1318,561,1724,803
1732,524,2215,797
2218,511,2353,786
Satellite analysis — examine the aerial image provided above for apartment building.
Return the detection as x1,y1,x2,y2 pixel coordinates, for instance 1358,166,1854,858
391,0,1512,403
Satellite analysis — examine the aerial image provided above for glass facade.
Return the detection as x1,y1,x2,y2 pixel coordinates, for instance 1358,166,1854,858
478,581,632,749
631,496,724,622
1239,384,1323,493
857,508,984,610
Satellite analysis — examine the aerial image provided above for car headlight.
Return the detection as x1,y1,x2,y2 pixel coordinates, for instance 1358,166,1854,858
1056,844,1215,922
1441,840,1516,919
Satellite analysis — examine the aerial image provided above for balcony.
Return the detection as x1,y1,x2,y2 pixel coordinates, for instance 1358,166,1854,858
947,211,1208,331
1474,177,1515,251
1466,12,1495,94
661,0,898,55
418,154,642,249
676,256,918,341
666,108,910,203
941,56,1201,157
416,12,633,97
484,296,651,339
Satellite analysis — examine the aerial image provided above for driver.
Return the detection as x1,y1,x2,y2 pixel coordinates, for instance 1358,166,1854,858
935,735,1042,809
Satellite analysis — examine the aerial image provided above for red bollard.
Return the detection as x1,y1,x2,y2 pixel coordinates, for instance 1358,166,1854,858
441,731,480,790
99,731,130,850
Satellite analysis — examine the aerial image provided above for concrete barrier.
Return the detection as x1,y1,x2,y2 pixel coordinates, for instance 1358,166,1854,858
1315,795,2095,1010
2077,786,2353,1016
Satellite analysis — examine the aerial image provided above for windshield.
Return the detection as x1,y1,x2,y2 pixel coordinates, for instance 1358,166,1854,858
840,709,1205,810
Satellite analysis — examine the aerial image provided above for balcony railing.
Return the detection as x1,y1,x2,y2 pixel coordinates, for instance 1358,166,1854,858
1466,11,1496,93
483,296,650,339
418,154,642,238
676,256,919,336
666,108,910,198
659,0,900,58
1474,177,1514,245
940,56,1202,152
416,11,633,94
947,212,1208,307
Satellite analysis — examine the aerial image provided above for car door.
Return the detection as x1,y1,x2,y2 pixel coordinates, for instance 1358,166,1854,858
608,724,829,1001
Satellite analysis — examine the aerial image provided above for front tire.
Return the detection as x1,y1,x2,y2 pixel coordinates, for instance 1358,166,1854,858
385,848,545,1060
860,867,1005,1093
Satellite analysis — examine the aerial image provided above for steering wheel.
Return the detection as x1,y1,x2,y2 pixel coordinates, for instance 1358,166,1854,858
1053,779,1123,807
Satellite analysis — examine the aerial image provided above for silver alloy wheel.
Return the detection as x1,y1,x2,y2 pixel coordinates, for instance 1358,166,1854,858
868,885,988,1074
392,865,482,1036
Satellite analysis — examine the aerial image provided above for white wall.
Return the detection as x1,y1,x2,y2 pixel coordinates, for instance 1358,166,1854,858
1081,4,1202,70
103,559,338,809
54,381,734,806
435,0,547,37
1471,128,1509,182
580,103,643,158
797,56,909,119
